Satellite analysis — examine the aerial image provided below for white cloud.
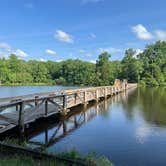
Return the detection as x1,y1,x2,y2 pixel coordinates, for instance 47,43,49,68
56,59,63,62
132,24,166,41
39,58,47,62
54,30,73,43
0,42,29,58
98,47,123,54
13,49,28,57
82,0,104,4
90,60,96,64
154,30,166,40
45,49,57,55
0,42,11,51
132,24,154,40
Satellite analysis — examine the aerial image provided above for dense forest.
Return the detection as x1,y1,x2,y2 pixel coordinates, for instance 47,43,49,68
0,41,166,86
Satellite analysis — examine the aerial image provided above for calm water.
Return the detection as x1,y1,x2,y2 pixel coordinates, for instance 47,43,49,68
1,86,166,166
0,85,79,98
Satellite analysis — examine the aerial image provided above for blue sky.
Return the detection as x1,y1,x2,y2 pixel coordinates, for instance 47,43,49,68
0,0,166,62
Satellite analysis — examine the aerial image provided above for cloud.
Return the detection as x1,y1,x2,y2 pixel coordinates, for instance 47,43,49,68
82,0,104,4
45,49,57,55
54,30,73,43
56,59,63,62
154,30,166,40
0,42,29,58
132,24,154,40
90,60,96,64
13,49,28,57
132,24,166,41
39,58,47,62
0,42,11,51
97,47,123,54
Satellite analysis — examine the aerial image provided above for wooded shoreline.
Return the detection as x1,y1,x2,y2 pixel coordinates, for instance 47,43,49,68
0,41,166,87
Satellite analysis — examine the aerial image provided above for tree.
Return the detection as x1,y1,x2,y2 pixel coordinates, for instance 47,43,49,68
96,52,112,85
121,49,143,83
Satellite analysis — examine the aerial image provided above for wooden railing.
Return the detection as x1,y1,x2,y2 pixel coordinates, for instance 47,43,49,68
0,83,137,134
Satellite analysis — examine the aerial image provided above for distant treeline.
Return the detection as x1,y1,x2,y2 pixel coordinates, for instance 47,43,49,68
0,41,166,86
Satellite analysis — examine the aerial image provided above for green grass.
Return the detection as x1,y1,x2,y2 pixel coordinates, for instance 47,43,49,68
1,139,114,166
0,156,68,166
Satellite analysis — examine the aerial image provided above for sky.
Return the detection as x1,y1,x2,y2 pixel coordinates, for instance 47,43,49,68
0,0,166,62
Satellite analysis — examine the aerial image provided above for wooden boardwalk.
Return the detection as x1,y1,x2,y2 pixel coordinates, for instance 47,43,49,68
0,81,137,134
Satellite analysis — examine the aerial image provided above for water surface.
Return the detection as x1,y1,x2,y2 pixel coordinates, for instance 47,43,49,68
0,85,78,98
1,87,166,166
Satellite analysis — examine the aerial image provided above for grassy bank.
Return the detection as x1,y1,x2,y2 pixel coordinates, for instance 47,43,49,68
0,139,114,166
0,156,68,166
0,153,114,166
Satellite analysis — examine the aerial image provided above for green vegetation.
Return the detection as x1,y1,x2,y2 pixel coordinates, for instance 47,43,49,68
0,156,68,166
0,153,114,166
1,138,114,166
0,149,114,166
0,41,165,86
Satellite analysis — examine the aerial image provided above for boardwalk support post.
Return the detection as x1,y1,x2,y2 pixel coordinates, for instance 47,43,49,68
18,101,24,133
96,89,99,102
83,91,88,108
104,87,107,99
35,96,39,106
61,95,68,116
45,99,48,116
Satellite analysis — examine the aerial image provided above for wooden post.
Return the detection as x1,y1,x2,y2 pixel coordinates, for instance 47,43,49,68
83,91,88,108
45,99,48,116
45,129,48,144
63,120,67,133
74,116,77,127
104,87,107,98
35,96,39,106
74,93,77,104
84,91,86,103
16,104,19,111
18,101,24,133
61,95,67,116
96,89,99,102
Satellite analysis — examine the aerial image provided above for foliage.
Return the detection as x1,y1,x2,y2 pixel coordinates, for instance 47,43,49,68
0,156,68,166
58,149,114,166
0,41,165,86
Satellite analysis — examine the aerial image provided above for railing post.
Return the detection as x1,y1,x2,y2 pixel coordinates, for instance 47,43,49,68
96,89,99,102
104,87,107,98
18,101,24,133
83,91,88,108
61,95,68,116
35,96,39,106
74,93,77,104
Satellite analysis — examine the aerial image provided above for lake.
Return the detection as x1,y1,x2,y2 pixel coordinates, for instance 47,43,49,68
1,86,166,166
0,85,79,99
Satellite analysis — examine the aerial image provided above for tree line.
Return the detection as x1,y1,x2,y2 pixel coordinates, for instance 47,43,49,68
0,41,165,86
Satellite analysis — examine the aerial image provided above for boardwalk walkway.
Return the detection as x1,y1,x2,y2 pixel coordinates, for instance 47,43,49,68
0,82,137,134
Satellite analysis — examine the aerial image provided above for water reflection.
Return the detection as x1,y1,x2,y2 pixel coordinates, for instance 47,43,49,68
7,91,126,151
2,87,166,166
